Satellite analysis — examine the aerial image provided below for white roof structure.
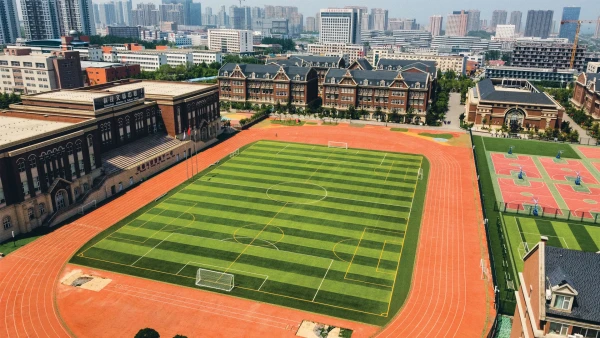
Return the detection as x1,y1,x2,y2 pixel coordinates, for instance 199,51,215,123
0,116,73,146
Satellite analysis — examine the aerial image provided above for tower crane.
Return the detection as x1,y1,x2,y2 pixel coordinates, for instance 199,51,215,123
559,19,600,69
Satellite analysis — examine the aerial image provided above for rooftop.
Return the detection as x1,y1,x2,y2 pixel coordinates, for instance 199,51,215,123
0,115,73,146
30,90,109,104
101,81,214,97
80,61,123,69
476,79,556,106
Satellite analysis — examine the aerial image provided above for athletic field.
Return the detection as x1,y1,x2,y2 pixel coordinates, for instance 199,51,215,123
71,140,428,324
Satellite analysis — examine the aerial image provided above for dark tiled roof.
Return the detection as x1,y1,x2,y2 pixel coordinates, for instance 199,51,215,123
476,79,555,106
218,63,312,81
583,73,600,93
290,56,343,68
324,69,428,88
376,59,437,76
356,58,373,71
545,246,600,324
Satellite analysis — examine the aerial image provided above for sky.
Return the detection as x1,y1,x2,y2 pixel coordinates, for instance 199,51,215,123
128,0,600,25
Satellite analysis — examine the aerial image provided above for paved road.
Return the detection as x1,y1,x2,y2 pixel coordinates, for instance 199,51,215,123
444,93,464,130
561,113,595,141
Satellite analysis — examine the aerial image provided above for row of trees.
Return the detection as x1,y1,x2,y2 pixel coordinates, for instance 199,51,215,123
89,35,168,49
0,92,21,109
133,63,220,81
538,84,599,134
426,70,475,125
260,37,296,52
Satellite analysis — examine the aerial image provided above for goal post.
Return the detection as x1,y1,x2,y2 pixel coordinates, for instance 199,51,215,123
229,148,239,158
328,141,348,149
195,268,234,292
79,200,96,215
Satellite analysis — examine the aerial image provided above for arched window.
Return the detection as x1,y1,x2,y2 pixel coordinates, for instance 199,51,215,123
75,140,82,153
28,154,37,168
38,203,45,215
55,190,66,209
87,134,93,147
66,143,73,155
3,216,11,229
17,158,26,172
27,208,34,220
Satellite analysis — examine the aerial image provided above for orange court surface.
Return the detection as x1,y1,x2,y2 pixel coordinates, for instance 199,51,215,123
0,124,494,338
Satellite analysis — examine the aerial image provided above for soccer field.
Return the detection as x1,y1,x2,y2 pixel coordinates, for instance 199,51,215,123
71,140,428,324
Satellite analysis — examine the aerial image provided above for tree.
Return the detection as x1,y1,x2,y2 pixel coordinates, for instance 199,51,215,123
347,105,358,120
89,35,167,49
173,335,188,338
390,109,400,123
359,109,369,120
405,107,416,124
135,328,160,338
260,37,296,52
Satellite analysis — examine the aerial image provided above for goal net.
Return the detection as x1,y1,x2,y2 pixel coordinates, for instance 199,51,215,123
328,141,348,149
196,268,234,292
417,168,423,180
229,148,239,158
78,200,96,215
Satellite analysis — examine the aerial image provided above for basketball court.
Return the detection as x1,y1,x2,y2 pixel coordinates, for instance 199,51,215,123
577,146,600,159
538,157,599,184
490,153,541,178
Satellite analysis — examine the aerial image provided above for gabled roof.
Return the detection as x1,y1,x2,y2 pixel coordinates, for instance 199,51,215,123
218,63,312,81
349,58,373,71
376,59,437,77
582,73,599,94
270,56,344,68
545,246,600,324
324,69,429,88
476,79,555,106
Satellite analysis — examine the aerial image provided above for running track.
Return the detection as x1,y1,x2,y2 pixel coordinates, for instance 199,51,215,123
0,125,494,337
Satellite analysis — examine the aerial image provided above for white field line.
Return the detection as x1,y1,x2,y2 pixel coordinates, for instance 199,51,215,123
131,233,173,266
275,144,290,155
312,259,334,302
380,153,388,166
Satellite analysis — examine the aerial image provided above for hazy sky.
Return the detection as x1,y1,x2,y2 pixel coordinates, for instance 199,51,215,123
129,0,600,25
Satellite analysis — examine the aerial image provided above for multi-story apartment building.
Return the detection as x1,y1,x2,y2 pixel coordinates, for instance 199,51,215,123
58,0,96,35
21,0,61,40
107,50,166,71
306,43,366,64
207,29,253,54
0,48,83,94
509,11,523,33
0,79,220,242
465,79,564,129
370,9,388,31
305,17,316,32
104,48,222,71
321,68,432,121
371,48,467,74
524,10,554,39
131,3,160,26
107,26,141,39
217,63,319,108
491,10,508,31
485,66,576,83
319,8,361,44
466,9,481,32
558,7,581,43
0,0,20,44
510,240,600,338
587,62,600,73
571,72,600,120
446,10,468,37
429,15,443,37
512,41,588,71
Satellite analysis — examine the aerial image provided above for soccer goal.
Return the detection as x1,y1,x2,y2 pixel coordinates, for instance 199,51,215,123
196,268,234,292
328,141,348,149
417,168,423,180
229,148,239,158
78,200,96,215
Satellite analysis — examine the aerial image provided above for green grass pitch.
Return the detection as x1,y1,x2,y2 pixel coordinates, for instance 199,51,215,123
480,137,580,159
71,141,429,325
502,215,600,272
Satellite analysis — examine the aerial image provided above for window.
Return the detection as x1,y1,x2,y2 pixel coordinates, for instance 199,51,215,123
38,203,45,215
55,190,66,209
27,208,34,220
17,159,26,172
11,61,20,66
35,63,45,68
553,295,572,310
548,322,569,336
0,60,7,65
3,216,11,229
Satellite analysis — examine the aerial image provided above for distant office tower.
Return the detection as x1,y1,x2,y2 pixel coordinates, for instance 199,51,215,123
58,0,96,35
306,17,316,32
559,7,581,42
371,8,388,31
388,18,403,31
509,11,522,33
491,10,507,31
160,4,184,25
21,0,61,40
162,0,192,25
190,2,201,26
99,2,117,27
288,13,303,35
402,19,416,30
495,24,515,38
218,6,228,27
316,12,320,32
596,16,600,39
131,3,160,26
229,6,251,30
429,15,443,36
344,6,368,31
446,10,468,37
319,8,361,44
0,0,20,44
93,3,100,25
252,7,264,20
467,9,480,32
524,10,553,39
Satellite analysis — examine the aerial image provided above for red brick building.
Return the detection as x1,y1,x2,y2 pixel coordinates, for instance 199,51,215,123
571,72,600,121
83,62,141,86
465,79,564,130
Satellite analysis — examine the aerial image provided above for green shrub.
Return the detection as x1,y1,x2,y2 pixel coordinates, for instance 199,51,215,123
134,328,159,338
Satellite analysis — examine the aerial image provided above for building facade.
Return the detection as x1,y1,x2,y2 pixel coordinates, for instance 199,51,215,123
429,15,443,37
485,66,576,83
510,240,600,338
571,72,600,121
509,11,523,33
306,43,366,64
207,29,253,53
107,25,141,39
82,62,141,86
524,10,554,39
319,8,361,44
446,10,468,37
512,41,588,71
558,7,581,43
269,55,345,95
0,0,20,44
21,0,61,40
465,79,564,129
371,49,467,74
59,0,96,35
218,63,319,108
587,62,600,74
466,9,481,32
321,68,431,121
370,9,388,31
491,10,508,31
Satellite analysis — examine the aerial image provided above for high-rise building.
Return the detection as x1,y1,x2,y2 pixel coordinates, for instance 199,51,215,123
208,29,252,53
429,15,443,37
0,0,20,44
160,3,184,25
190,2,201,26
252,7,264,21
491,10,507,31
467,9,481,32
229,6,251,30
509,11,522,33
288,13,303,35
371,8,388,31
596,16,600,39
161,0,192,25
388,18,403,31
344,6,368,31
524,10,553,39
218,6,228,27
319,8,361,44
446,10,468,37
58,0,96,35
99,2,117,27
558,7,581,42
21,0,61,40
131,3,160,27
306,17,316,32
93,3,100,25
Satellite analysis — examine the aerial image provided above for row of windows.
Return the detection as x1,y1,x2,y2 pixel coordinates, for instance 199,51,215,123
2,203,46,229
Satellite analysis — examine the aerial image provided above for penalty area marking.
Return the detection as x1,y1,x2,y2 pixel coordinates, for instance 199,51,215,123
312,260,333,302
177,261,270,291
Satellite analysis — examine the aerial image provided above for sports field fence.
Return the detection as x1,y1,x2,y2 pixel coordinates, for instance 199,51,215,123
493,200,600,224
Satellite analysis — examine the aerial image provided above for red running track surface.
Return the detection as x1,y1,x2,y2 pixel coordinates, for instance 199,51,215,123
0,125,494,338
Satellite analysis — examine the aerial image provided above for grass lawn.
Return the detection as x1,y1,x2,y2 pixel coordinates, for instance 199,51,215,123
271,120,306,126
481,137,580,159
71,141,429,325
390,128,408,132
503,215,600,272
419,133,453,139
